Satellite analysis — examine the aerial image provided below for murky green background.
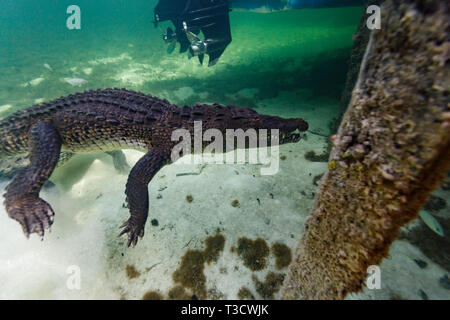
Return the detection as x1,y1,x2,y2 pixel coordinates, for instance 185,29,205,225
0,0,361,123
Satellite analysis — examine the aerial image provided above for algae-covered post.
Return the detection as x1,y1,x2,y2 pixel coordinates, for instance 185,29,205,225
282,0,450,299
333,0,381,134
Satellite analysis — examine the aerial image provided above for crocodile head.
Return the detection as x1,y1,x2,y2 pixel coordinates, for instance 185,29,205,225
258,114,309,145
223,110,309,149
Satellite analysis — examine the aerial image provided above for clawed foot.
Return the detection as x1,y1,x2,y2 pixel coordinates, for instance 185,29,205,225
118,219,145,247
5,196,55,238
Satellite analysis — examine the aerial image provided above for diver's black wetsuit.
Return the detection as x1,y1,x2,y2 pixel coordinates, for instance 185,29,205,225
154,0,232,66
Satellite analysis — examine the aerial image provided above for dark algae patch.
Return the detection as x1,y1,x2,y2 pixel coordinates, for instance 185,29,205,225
390,294,406,300
313,173,324,186
238,287,255,300
413,259,428,269
125,264,140,279
204,233,226,264
167,285,194,300
271,242,292,269
439,274,450,290
142,286,195,300
172,233,226,299
173,250,206,298
424,195,446,213
235,237,270,271
231,199,240,207
252,272,285,300
441,172,450,190
305,150,330,162
142,291,163,300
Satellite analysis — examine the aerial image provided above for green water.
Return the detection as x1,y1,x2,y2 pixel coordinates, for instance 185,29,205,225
0,0,362,125
2,1,449,301
0,1,365,299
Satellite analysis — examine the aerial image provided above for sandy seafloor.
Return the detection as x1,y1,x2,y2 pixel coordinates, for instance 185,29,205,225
0,5,449,300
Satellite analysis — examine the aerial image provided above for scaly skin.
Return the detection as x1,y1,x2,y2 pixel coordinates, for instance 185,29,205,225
0,88,308,246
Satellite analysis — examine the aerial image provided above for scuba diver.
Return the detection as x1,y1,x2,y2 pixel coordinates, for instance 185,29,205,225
154,0,232,67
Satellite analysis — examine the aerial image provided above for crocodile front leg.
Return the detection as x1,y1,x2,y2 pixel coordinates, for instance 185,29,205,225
119,149,169,247
4,122,61,238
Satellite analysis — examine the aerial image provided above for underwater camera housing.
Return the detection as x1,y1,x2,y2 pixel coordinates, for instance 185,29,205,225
154,0,232,67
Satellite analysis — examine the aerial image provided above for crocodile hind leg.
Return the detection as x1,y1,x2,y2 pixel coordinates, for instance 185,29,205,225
119,150,168,247
3,122,61,238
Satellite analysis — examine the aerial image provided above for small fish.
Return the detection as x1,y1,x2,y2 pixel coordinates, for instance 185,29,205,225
43,63,53,72
419,210,445,237
0,104,13,113
65,78,88,87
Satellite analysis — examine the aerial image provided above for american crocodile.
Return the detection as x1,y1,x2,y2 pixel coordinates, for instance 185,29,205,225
0,88,308,246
